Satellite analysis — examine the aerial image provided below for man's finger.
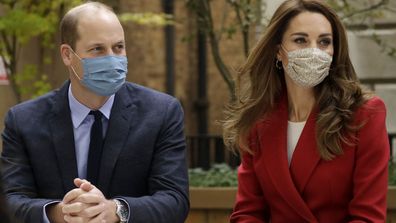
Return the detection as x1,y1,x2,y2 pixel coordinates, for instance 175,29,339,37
74,193,103,204
81,181,95,192
79,202,106,218
62,202,85,214
74,178,95,192
87,210,107,223
63,188,87,204
64,214,85,223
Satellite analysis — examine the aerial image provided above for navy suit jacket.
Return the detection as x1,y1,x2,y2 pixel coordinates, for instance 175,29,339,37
1,81,189,223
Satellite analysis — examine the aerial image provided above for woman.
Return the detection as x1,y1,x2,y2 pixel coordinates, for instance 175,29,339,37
223,0,390,222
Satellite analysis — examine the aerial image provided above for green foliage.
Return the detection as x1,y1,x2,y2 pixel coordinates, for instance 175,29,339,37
186,0,263,100
119,12,173,26
14,64,52,99
372,33,396,58
390,161,396,186
189,163,238,187
189,162,396,187
326,0,390,22
326,0,396,60
0,0,83,101
0,9,50,44
185,0,395,101
0,0,172,101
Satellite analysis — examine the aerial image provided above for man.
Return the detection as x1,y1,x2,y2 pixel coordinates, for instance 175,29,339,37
1,2,189,223
0,169,13,223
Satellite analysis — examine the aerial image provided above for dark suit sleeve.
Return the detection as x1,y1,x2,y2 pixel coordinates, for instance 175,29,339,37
1,109,54,223
347,97,389,222
119,98,189,223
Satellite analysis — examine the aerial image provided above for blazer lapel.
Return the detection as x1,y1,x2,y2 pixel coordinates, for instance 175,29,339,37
289,107,321,194
258,95,317,222
97,85,135,194
49,81,79,193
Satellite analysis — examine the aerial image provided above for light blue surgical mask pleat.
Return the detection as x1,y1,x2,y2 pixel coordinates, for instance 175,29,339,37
70,49,128,96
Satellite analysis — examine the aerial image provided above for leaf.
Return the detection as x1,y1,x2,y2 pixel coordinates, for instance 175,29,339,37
189,163,238,187
119,12,173,26
0,9,51,44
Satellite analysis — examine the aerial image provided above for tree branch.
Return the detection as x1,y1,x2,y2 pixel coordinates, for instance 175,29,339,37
228,1,247,57
385,7,396,14
10,33,21,102
341,0,389,20
196,0,236,101
0,31,13,63
217,1,230,43
341,0,350,9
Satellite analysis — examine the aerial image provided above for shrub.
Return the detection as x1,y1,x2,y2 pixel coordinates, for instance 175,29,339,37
189,161,396,187
189,163,238,187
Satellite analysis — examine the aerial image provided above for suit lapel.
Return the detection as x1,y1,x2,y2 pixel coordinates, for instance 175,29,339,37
289,108,321,194
258,94,317,222
97,85,135,194
49,81,79,193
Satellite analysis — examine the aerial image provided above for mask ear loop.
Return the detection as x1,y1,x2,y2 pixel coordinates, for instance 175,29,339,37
70,65,82,80
68,47,83,80
68,47,83,60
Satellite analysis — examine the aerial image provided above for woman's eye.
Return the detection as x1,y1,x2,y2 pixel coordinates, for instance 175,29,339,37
319,38,332,46
294,38,306,44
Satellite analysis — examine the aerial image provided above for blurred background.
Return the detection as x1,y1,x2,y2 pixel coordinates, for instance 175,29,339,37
0,0,395,222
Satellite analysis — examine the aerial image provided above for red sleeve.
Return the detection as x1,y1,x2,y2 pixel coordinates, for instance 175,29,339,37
230,126,268,223
348,97,390,222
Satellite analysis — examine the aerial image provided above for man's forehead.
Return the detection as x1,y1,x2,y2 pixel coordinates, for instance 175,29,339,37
69,3,113,17
76,11,123,36
77,8,119,26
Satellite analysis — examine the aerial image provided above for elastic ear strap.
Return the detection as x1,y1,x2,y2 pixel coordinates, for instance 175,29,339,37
70,65,82,80
69,47,82,60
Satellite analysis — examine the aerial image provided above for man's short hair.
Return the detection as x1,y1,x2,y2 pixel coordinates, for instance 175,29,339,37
60,2,114,49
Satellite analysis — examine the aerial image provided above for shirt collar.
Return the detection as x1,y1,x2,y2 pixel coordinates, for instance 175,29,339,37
68,84,115,128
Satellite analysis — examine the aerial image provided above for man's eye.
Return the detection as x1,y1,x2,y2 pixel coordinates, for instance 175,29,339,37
91,47,103,52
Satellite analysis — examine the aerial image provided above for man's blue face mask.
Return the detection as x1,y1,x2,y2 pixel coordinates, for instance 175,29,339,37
69,48,128,96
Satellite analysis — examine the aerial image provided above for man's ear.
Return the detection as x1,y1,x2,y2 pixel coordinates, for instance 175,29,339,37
60,44,72,66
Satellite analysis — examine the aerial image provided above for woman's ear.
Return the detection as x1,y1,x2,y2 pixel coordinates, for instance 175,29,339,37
276,44,282,61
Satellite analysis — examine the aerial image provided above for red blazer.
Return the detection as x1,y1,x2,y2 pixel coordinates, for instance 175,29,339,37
230,96,390,223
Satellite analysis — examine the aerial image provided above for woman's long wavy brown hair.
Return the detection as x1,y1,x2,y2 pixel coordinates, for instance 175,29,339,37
222,0,371,160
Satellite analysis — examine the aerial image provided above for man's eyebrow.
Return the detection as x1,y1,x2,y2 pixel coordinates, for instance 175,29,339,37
86,43,105,48
113,40,125,45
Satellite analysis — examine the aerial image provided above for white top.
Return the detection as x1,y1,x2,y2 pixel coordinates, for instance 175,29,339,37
287,121,306,166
